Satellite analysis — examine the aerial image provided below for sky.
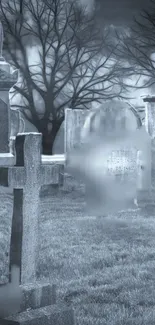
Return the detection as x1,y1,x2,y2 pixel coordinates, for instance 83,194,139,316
79,0,153,107
95,0,151,26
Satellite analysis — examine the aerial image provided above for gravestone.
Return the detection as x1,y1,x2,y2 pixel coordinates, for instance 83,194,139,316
5,140,73,324
65,106,139,184
8,133,64,284
140,95,155,205
0,23,17,152
65,105,153,210
65,108,89,154
10,109,20,139
0,21,18,285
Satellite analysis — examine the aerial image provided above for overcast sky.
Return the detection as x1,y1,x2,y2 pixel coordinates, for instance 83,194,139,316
95,0,151,25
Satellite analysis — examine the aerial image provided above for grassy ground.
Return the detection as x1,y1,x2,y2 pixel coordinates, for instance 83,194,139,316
38,177,155,325
1,177,155,324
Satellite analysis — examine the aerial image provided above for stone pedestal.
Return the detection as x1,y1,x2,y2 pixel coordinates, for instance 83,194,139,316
5,304,74,325
3,282,74,325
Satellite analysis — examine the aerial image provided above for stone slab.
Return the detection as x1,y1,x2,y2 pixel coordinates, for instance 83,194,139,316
0,319,19,324
41,154,65,165
5,304,75,325
0,153,15,166
20,283,56,312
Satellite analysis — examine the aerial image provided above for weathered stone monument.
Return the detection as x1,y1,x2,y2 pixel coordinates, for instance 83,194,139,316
65,106,140,183
0,21,18,289
65,104,153,211
0,22,18,153
139,95,155,206
0,22,74,324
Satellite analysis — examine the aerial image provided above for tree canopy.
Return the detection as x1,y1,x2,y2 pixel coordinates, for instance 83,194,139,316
0,0,130,153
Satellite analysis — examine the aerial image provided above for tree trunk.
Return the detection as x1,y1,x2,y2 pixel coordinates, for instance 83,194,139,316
42,133,56,155
41,120,63,155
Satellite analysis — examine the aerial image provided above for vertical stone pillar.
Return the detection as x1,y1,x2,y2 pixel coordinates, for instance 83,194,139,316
142,96,155,204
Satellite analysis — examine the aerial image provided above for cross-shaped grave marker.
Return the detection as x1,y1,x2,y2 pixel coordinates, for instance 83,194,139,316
8,132,64,285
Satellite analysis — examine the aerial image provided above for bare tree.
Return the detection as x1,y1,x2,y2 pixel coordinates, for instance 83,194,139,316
0,0,128,154
116,0,155,94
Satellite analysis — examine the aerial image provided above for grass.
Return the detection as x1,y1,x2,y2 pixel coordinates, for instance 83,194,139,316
37,176,155,325
1,177,155,324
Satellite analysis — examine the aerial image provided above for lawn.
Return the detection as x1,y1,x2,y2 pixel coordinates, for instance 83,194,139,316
1,178,155,324
38,177,155,325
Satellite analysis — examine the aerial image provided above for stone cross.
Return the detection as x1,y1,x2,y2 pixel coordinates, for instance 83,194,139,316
8,133,64,284
0,131,73,324
2,132,74,324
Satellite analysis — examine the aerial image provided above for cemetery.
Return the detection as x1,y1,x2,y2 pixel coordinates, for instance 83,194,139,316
0,21,155,325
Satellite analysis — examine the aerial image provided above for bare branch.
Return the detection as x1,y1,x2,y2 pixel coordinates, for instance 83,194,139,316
0,0,128,153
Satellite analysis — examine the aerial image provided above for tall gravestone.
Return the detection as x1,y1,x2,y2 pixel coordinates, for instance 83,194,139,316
65,105,154,209
142,96,155,204
0,22,18,152
65,106,139,187
0,22,18,287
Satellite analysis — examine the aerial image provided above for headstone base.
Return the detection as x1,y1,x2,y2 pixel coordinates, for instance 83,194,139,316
20,282,56,312
3,304,74,325
137,189,153,207
137,189,155,216
0,320,19,325
2,282,75,325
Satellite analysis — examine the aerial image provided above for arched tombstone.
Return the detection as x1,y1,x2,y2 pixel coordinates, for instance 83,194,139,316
66,100,151,214
81,100,142,139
